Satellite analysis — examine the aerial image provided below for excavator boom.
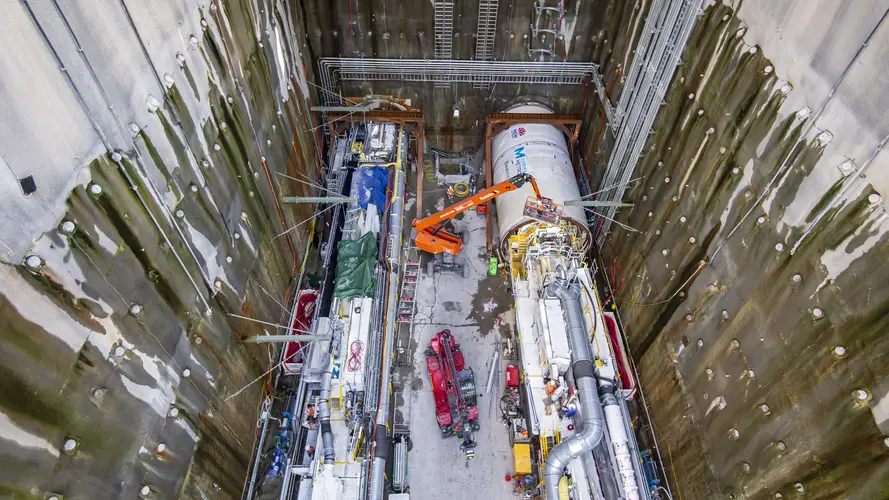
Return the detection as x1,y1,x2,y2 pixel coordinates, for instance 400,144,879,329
412,173,561,255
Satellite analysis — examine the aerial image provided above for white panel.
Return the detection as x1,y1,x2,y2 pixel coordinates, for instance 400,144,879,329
343,297,372,391
542,299,571,376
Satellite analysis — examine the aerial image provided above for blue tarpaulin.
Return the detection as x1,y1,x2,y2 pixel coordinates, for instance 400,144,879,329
350,167,389,210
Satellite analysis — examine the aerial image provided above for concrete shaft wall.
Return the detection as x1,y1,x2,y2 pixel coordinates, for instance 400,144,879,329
594,1,889,498
0,0,319,498
295,0,622,151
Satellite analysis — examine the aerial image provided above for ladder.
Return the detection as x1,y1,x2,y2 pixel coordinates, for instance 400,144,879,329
397,247,420,324
529,0,565,61
433,0,455,88
475,0,499,59
474,0,500,89
339,206,361,240
434,0,455,60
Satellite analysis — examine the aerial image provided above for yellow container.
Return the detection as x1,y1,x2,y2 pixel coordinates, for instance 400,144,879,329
513,443,532,475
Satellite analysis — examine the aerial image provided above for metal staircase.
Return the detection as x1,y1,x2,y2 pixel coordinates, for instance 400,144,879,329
397,247,420,324
434,0,455,59
394,247,420,366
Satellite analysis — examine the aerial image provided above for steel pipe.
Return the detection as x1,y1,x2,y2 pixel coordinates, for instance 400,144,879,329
245,400,271,499
319,366,335,465
544,280,606,500
368,165,406,500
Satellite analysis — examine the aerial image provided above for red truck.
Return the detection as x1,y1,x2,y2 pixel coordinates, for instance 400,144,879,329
425,329,480,458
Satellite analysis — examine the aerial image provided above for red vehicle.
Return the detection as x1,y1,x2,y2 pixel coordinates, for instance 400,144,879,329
425,329,480,457
282,290,318,375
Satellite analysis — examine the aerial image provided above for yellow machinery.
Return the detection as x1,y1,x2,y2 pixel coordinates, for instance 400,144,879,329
513,442,532,476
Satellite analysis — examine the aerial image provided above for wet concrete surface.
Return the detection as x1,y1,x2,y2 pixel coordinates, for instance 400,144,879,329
391,168,516,499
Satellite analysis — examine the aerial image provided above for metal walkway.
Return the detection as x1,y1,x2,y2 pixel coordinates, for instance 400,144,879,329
319,59,609,106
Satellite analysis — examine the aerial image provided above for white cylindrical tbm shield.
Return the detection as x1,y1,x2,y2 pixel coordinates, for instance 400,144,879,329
491,103,589,253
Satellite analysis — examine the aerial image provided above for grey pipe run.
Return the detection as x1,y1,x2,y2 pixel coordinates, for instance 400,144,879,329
318,367,335,465
319,320,344,466
368,166,405,500
544,280,607,500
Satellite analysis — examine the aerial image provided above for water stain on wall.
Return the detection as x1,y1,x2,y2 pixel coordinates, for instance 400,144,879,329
594,2,889,498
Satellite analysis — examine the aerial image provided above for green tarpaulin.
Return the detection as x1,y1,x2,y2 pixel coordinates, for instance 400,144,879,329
333,232,379,298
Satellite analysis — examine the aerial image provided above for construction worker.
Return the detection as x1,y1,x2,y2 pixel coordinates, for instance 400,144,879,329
306,405,317,425
447,185,455,201
305,445,314,456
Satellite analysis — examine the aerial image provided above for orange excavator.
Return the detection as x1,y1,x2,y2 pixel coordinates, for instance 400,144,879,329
412,173,563,255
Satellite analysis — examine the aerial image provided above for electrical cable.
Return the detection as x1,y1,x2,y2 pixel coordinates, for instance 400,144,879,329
558,0,567,61
579,280,606,359
306,79,362,106
453,181,471,197
645,6,889,311
347,340,364,372
274,170,338,196
602,237,624,304
616,259,708,307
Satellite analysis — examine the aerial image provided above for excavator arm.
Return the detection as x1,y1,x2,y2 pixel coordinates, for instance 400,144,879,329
412,173,559,255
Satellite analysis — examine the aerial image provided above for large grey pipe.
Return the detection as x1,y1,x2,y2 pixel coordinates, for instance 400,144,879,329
544,280,606,500
319,320,344,465
369,165,405,500
318,367,335,465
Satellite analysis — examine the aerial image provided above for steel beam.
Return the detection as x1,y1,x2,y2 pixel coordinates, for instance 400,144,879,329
318,59,605,106
244,334,328,343
417,127,425,218
564,200,634,208
326,110,425,123
487,113,583,143
310,104,374,112
282,196,355,204
485,122,494,252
